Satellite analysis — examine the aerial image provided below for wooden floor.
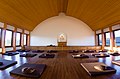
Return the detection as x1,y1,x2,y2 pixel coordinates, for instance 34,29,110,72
1,52,120,79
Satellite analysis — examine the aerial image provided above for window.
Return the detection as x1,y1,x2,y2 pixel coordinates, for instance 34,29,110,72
24,34,27,45
5,30,13,46
105,32,110,46
98,34,102,45
114,30,120,46
0,28,2,47
16,32,21,46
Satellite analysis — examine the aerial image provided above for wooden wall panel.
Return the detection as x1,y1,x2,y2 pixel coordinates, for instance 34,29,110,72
25,46,102,51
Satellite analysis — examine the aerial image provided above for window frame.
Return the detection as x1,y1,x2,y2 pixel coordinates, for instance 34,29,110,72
104,31,110,46
113,29,120,46
0,28,2,47
5,29,13,47
97,33,102,46
23,33,28,46
16,32,21,47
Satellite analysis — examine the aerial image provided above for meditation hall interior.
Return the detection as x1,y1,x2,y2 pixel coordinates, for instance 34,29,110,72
0,0,120,79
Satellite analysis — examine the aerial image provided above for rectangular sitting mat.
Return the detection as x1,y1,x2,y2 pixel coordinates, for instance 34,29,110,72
95,54,109,58
0,59,17,69
10,63,46,78
81,62,116,76
91,53,101,56
39,54,55,58
32,50,44,53
69,50,79,53
2,52,19,56
20,54,37,57
112,60,120,65
72,54,89,58
110,53,120,56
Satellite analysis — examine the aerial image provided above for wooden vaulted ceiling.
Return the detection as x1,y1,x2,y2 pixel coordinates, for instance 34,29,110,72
0,0,120,31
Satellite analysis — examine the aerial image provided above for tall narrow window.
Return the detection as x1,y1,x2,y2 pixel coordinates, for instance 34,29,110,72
105,32,110,46
5,30,13,46
24,34,27,45
0,28,2,47
98,34,102,46
114,30,120,46
16,32,21,46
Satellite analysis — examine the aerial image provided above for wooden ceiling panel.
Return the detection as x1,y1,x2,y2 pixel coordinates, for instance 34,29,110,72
66,0,120,30
0,0,120,31
0,0,64,31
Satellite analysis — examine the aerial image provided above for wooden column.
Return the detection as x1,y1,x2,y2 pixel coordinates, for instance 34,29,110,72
27,32,30,46
109,26,114,51
1,23,7,53
102,29,105,50
21,30,24,50
94,31,97,46
13,27,17,51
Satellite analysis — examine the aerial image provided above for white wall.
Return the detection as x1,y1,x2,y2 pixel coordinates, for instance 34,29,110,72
30,13,95,46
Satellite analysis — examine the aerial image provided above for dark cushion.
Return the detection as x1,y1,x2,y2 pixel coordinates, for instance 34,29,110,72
72,54,89,58
32,50,44,53
39,54,55,58
83,50,96,53
110,53,120,56
69,50,79,53
47,44,56,47
81,62,116,76
47,50,58,53
20,54,37,57
17,50,30,52
2,52,19,56
95,54,110,58
10,63,46,78
0,59,17,70
99,50,108,52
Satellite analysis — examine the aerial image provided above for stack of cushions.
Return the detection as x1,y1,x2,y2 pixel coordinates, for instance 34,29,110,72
94,53,110,58
39,53,55,58
72,54,89,58
47,50,58,53
17,49,30,52
91,53,100,56
2,52,19,56
32,50,44,53
110,52,120,56
99,50,108,52
69,50,79,53
20,53,37,57
83,50,96,53
47,44,56,47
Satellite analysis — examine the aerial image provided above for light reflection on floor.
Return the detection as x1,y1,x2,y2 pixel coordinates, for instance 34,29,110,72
1,53,120,78
98,55,120,76
0,52,39,79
